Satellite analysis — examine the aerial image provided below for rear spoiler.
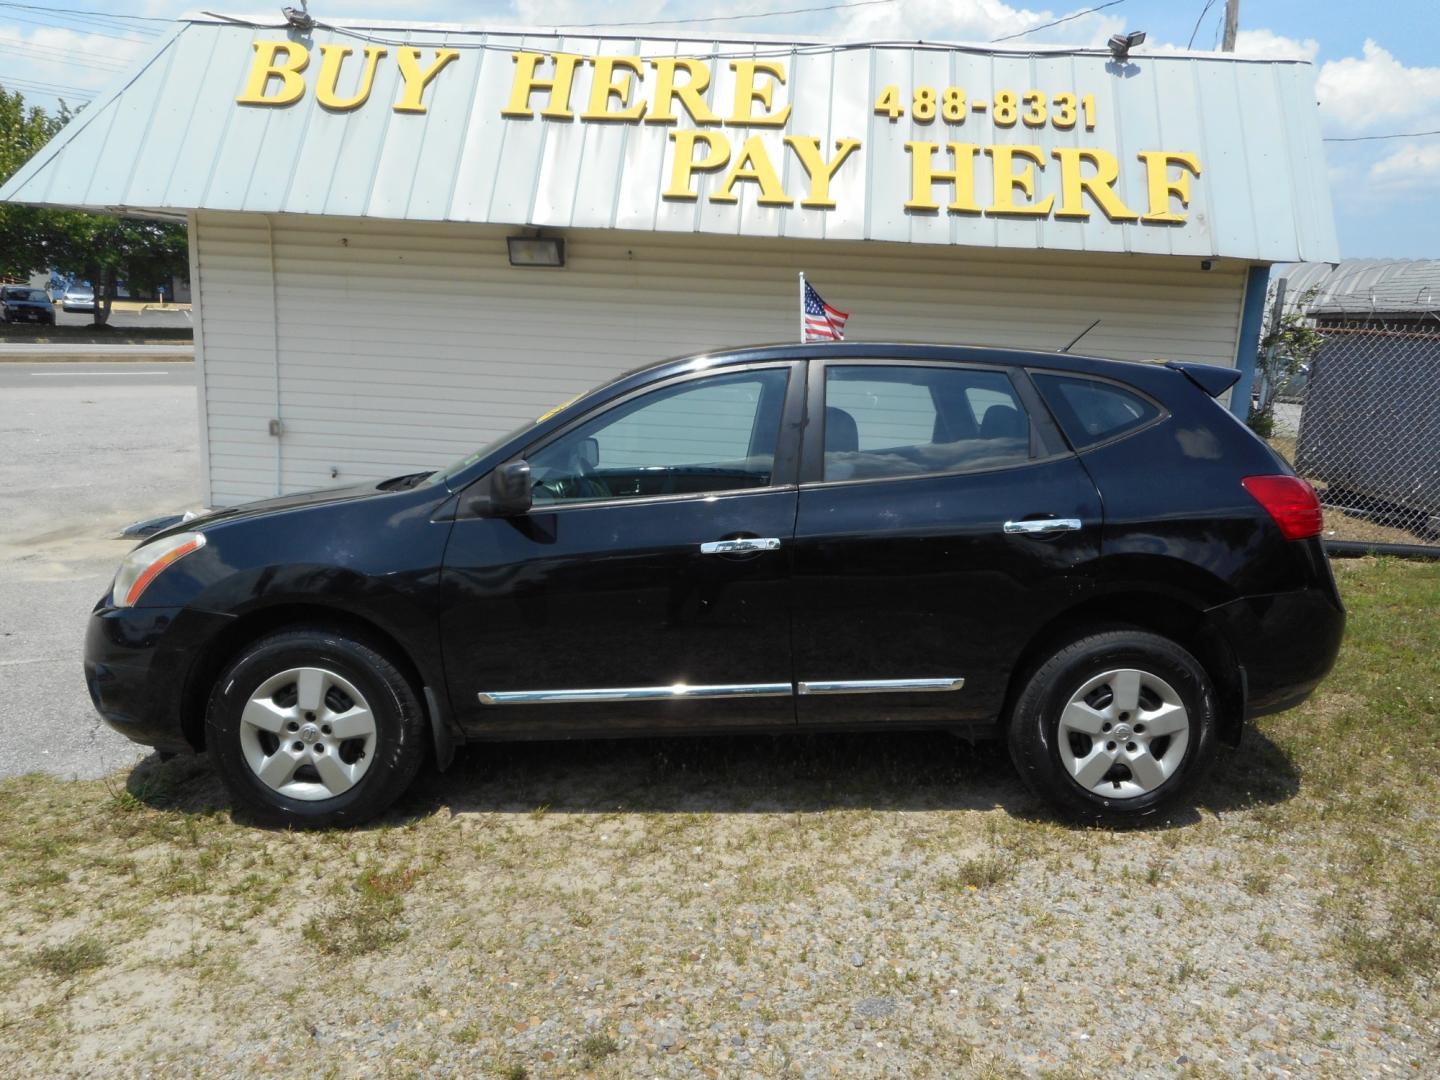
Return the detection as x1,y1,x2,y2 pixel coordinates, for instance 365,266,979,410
1164,361,1243,397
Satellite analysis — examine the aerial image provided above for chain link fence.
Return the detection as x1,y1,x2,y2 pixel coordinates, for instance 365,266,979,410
1263,322,1440,552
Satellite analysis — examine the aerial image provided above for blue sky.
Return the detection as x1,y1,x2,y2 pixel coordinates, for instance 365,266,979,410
3,0,1437,259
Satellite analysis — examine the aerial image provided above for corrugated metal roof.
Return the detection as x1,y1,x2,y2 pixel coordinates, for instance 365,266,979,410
0,17,1339,263
1276,259,1440,316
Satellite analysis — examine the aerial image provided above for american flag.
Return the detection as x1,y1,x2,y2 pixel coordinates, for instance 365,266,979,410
803,279,849,342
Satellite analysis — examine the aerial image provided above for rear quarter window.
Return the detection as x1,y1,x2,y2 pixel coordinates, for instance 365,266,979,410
1033,373,1162,450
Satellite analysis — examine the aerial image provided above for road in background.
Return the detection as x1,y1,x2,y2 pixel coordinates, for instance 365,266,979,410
0,363,200,779
52,306,192,331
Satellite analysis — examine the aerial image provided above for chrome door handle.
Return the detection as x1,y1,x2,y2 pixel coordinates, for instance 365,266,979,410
1003,518,1082,535
699,537,782,554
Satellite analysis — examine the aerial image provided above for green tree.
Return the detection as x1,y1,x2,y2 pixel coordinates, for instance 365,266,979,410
0,85,187,326
1247,285,1324,438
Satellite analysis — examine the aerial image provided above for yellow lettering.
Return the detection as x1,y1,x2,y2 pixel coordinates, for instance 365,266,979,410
728,60,791,127
314,45,385,111
236,40,310,106
647,58,718,125
663,130,732,200
582,56,647,121
394,47,460,113
501,51,582,119
1051,148,1139,221
1138,150,1202,223
904,141,981,212
986,145,1054,217
784,136,861,209
712,135,792,205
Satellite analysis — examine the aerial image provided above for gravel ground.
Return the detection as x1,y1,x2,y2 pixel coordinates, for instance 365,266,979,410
0,369,200,779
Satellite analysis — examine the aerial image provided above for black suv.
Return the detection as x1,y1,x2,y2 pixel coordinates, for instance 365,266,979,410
84,344,1344,827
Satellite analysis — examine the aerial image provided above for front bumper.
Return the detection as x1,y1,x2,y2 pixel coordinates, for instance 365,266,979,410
1207,584,1346,721
83,602,235,753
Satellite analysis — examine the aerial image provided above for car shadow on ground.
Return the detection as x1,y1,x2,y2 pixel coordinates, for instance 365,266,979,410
125,726,1301,832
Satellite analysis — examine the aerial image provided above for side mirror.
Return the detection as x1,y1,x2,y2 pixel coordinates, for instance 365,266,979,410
471,459,532,517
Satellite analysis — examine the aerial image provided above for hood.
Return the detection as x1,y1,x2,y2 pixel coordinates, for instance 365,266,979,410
146,478,415,544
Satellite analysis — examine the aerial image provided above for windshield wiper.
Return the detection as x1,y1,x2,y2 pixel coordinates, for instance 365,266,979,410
376,471,434,491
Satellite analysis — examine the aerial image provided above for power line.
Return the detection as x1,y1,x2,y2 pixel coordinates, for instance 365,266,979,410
991,0,1126,44
0,2,168,29
2,75,96,98
0,46,128,76
1186,0,1219,49
0,10,160,43
552,0,895,30
0,40,130,73
1324,129,1440,142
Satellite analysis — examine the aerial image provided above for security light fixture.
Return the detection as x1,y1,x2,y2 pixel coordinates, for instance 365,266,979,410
1108,30,1146,63
283,1,315,31
507,235,566,268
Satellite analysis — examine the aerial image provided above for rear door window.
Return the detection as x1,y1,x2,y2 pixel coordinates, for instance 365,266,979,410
821,365,1032,482
1032,373,1161,450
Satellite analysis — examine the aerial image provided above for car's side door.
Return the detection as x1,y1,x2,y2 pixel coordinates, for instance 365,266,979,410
438,362,805,736
791,358,1104,728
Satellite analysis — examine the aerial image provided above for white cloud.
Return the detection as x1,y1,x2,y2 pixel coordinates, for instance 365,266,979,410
1231,29,1318,62
833,0,1124,47
1316,39,1440,135
1140,28,1317,60
1368,141,1440,196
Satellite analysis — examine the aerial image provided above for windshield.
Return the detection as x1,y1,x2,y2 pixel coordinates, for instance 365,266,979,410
428,418,543,487
4,288,48,302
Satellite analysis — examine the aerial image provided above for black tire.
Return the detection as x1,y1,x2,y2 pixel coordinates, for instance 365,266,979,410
1007,629,1218,826
205,627,428,828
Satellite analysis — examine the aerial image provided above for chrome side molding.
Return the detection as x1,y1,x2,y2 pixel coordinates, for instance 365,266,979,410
479,677,967,704
478,682,792,705
797,677,965,695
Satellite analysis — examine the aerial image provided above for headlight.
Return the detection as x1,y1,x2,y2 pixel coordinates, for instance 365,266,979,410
112,532,207,608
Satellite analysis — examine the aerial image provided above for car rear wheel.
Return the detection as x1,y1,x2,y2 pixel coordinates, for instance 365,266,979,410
1007,629,1218,826
206,627,428,828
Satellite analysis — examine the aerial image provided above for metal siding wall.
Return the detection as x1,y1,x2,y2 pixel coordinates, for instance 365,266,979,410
192,214,283,505
195,211,1246,505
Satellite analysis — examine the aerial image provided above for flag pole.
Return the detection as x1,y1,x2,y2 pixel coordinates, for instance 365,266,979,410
798,271,805,343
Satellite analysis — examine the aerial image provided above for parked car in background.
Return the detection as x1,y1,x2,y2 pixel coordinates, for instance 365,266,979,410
62,284,96,312
84,343,1344,829
1,286,56,325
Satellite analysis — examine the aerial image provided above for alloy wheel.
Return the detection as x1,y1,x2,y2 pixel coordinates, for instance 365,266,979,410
1056,667,1190,800
238,666,377,802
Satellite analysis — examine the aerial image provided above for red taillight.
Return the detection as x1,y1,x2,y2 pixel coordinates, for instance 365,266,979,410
1242,475,1323,541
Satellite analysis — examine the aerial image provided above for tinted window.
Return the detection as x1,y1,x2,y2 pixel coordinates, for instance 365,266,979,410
529,369,789,504
822,365,1031,482
1033,373,1161,450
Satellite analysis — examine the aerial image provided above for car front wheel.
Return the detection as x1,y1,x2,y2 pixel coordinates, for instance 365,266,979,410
206,627,428,828
1008,629,1218,826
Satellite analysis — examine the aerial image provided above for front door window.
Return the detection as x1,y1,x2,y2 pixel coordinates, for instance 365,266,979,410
529,369,790,504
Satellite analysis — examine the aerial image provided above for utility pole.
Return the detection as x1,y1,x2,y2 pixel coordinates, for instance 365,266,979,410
1222,0,1240,51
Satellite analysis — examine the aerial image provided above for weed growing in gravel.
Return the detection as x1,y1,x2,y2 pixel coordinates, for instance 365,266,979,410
301,864,419,956
1242,870,1273,897
941,851,1015,890
27,937,107,980
579,1033,619,1065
